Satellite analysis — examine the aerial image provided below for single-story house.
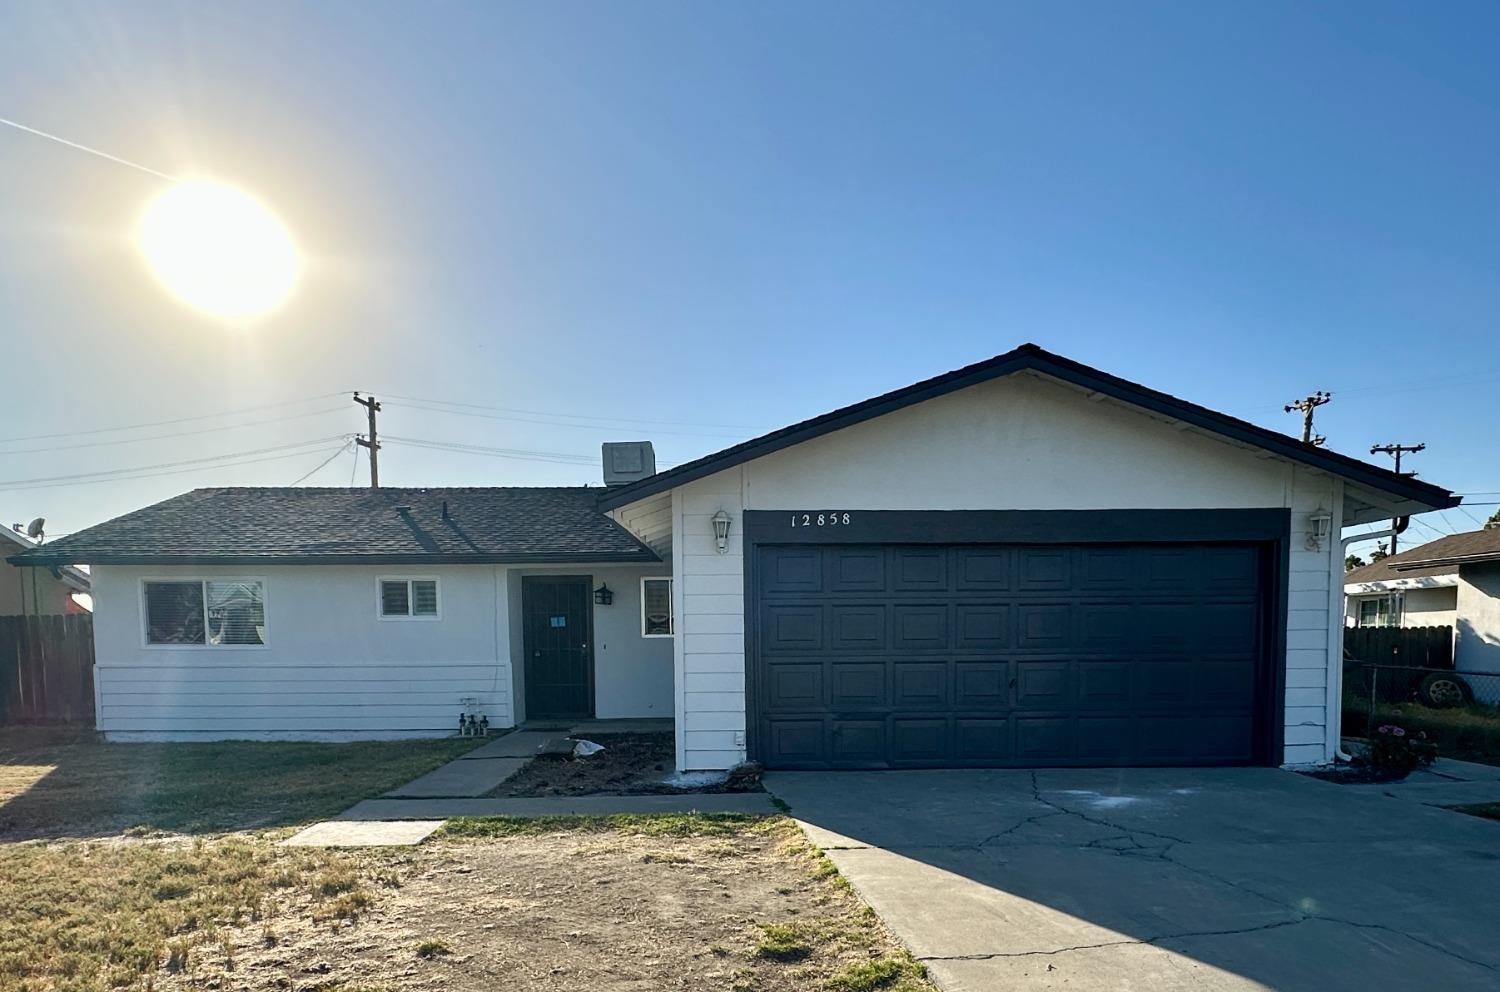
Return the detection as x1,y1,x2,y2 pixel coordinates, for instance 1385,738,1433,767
1347,529,1500,677
11,345,1459,769
1,523,90,615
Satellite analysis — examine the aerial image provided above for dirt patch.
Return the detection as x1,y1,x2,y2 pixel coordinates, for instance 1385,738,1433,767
497,733,762,797
1299,765,1411,785
146,817,930,992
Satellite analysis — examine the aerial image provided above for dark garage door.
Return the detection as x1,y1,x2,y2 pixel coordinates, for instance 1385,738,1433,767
753,543,1271,769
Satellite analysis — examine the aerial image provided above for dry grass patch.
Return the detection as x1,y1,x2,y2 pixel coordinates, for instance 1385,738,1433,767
0,727,482,839
0,836,369,991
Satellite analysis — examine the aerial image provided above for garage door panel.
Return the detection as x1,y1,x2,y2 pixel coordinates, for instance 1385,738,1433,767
829,549,886,592
1016,661,1070,708
893,549,948,591
1016,716,1073,760
763,605,824,652
955,718,1010,761
1076,660,1131,708
832,721,887,765
767,720,825,766
892,663,949,708
955,604,1010,649
829,663,886,709
761,547,823,595
1076,716,1132,760
955,549,1010,590
955,662,1010,708
893,605,950,650
892,718,949,762
765,663,824,710
1017,604,1071,650
1017,548,1070,590
755,542,1270,769
1077,603,1133,651
830,605,886,651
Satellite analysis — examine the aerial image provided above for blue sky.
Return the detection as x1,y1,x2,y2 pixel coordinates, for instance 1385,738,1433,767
1,1,1496,553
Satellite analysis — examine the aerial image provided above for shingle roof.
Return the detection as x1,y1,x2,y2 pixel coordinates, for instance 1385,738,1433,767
1388,527,1500,571
596,343,1459,515
1343,541,1458,585
6,487,659,565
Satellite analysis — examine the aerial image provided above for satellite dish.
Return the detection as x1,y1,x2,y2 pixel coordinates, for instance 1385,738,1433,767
25,517,44,541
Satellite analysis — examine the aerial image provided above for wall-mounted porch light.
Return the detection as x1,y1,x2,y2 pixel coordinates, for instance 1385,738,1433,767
711,510,733,554
594,583,613,605
1306,508,1333,551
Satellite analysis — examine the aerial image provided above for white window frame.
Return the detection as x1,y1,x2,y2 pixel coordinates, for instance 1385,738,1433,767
377,576,442,621
139,577,270,650
641,576,674,638
1357,596,1395,628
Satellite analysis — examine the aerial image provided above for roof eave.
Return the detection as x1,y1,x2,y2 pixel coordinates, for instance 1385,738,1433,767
6,550,662,567
595,346,1458,513
1394,553,1500,571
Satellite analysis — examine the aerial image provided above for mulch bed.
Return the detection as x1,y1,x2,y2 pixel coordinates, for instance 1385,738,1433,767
1299,764,1413,785
498,733,764,797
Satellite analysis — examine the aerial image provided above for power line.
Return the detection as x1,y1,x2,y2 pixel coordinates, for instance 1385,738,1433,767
0,392,346,445
378,392,757,432
0,116,179,182
0,436,348,489
0,444,348,493
380,398,753,439
0,406,348,455
288,442,354,486
381,435,598,465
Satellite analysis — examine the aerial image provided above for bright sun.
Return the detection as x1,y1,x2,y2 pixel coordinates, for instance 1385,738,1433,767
137,181,299,320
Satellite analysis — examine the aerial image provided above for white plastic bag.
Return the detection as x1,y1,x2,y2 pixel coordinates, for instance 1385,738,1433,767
571,738,605,758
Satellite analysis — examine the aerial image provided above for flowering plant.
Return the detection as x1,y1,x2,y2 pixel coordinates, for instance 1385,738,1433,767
1365,723,1436,774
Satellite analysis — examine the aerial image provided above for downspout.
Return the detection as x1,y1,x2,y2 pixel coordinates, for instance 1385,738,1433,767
1333,516,1410,761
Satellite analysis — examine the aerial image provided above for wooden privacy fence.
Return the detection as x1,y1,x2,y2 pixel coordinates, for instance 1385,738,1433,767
1345,624,1453,670
0,614,95,725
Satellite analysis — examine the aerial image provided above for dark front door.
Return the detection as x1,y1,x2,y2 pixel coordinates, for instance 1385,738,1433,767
523,576,594,720
753,543,1272,769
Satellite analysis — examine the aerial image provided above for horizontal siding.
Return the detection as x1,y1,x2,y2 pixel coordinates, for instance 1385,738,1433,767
98,716,475,732
97,690,509,708
1283,743,1324,765
684,671,744,693
1284,687,1324,708
681,613,744,636
684,748,745,769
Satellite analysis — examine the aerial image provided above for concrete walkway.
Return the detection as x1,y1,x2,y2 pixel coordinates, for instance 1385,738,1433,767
1343,756,1500,808
339,792,779,820
766,767,1500,991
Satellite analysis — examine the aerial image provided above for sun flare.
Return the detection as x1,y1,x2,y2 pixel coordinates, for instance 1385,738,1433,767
137,181,299,320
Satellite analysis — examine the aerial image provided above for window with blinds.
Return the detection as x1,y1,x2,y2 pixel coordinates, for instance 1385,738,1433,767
380,578,440,619
144,579,265,646
641,577,673,637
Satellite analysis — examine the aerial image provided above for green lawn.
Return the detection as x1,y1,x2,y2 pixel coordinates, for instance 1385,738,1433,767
1343,700,1500,766
0,727,481,838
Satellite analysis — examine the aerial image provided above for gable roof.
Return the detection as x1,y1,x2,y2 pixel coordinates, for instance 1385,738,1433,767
1389,528,1500,571
1343,539,1459,586
596,343,1460,514
7,487,659,566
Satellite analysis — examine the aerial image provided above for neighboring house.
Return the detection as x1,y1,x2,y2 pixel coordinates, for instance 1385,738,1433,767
0,524,89,615
10,345,1458,770
1374,530,1500,676
1344,546,1459,630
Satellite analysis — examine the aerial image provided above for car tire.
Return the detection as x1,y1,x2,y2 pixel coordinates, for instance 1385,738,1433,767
1418,672,1472,708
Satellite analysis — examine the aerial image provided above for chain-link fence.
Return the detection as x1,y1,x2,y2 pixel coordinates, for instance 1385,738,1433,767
1342,662,1500,765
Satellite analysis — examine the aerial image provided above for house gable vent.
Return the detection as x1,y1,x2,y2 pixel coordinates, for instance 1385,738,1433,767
602,441,656,487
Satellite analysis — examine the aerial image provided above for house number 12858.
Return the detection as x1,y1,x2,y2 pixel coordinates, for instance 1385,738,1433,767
791,512,852,527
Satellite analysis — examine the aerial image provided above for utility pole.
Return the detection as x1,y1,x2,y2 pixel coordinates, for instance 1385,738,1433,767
1370,442,1424,554
352,392,381,488
1284,391,1332,446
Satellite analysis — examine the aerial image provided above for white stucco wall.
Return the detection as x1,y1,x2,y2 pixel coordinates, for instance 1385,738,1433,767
92,561,671,741
1344,587,1458,629
1456,563,1500,677
663,372,1344,770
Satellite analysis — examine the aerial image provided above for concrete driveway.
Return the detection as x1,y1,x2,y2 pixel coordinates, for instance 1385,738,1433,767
765,768,1500,991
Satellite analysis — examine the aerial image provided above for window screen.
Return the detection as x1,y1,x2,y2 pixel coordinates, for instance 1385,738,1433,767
412,580,438,616
207,581,266,645
145,581,207,645
381,580,411,616
642,578,673,636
